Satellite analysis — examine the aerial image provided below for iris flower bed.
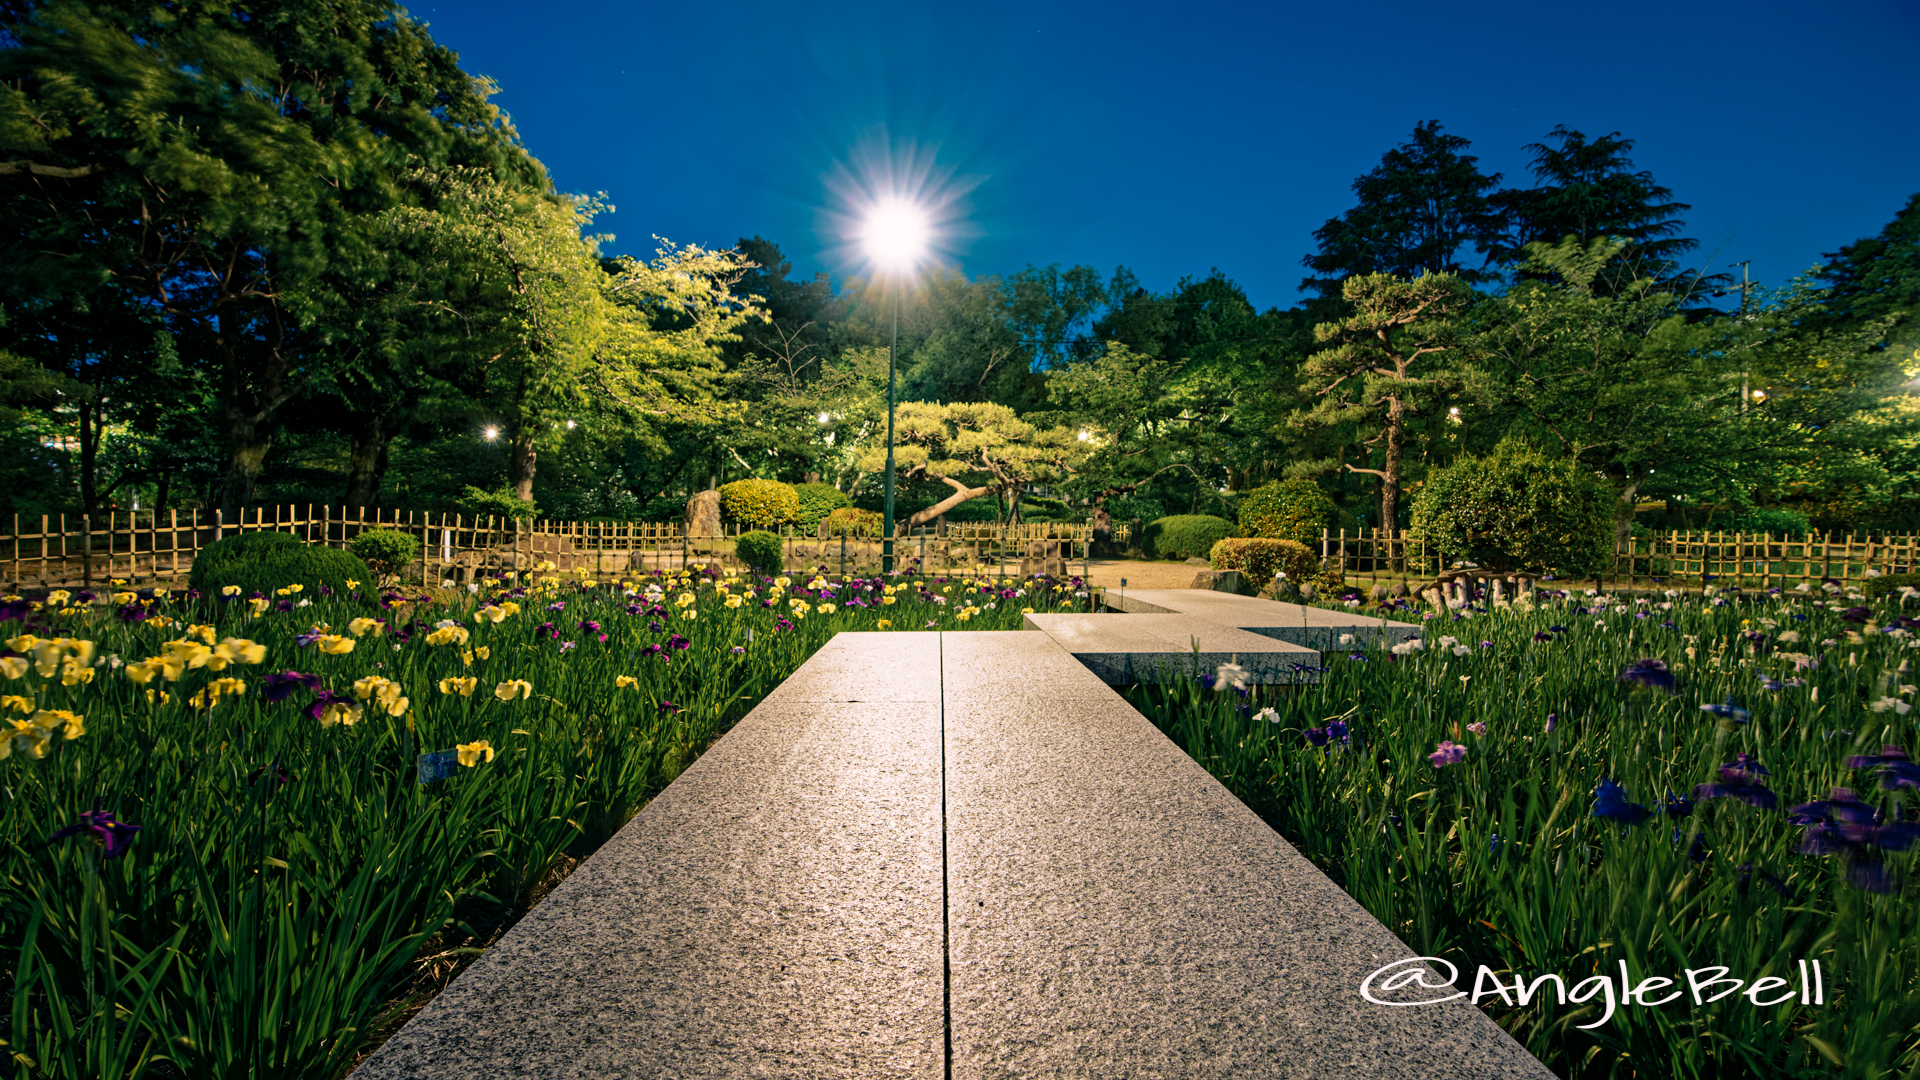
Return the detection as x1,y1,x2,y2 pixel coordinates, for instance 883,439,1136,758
0,562,1093,1080
1126,581,1920,1080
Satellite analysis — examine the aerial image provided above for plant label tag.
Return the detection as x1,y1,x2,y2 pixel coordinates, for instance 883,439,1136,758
417,750,459,784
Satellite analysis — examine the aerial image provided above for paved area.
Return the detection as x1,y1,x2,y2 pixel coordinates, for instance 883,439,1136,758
1021,612,1321,685
1104,589,1423,652
352,630,1548,1080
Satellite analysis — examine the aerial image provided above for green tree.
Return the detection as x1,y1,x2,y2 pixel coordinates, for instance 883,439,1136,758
1300,121,1507,305
1489,126,1725,301
1295,271,1476,530
0,0,530,514
849,401,1087,529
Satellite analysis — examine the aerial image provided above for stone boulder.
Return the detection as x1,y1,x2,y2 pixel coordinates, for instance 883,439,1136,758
1190,569,1255,595
684,490,722,537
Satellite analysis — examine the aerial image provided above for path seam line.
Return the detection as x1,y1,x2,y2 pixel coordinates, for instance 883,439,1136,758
940,630,951,1080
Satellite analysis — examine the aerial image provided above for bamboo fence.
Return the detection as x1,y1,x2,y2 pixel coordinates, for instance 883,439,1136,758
1,506,1107,591
1319,528,1919,592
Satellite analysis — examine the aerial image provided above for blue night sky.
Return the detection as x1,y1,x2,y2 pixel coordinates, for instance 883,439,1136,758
415,0,1917,314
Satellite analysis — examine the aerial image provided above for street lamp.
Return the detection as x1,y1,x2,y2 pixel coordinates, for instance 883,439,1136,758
862,198,929,574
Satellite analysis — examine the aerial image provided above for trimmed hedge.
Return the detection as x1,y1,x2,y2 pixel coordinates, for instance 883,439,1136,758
818,507,883,538
792,483,851,530
190,533,374,598
1866,573,1920,600
1238,479,1338,545
1141,515,1235,561
1409,437,1614,576
1210,537,1318,588
733,530,785,575
718,479,800,529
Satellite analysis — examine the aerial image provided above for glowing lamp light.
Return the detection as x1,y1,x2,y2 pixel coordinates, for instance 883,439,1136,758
862,198,930,274
1077,430,1091,442
1751,389,1767,402
566,419,577,430
818,412,832,424
482,426,499,442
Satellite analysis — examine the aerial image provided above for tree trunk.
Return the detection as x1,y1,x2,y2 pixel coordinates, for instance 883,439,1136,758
216,409,273,517
1380,394,1405,531
1615,481,1641,545
77,392,99,520
509,433,538,502
344,411,394,509
905,476,993,531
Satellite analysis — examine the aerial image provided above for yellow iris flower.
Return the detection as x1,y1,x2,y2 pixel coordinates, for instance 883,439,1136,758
425,626,470,647
0,657,25,680
248,598,270,616
456,740,495,766
494,679,533,702
348,617,385,637
438,676,478,697
876,619,892,629
317,635,355,655
316,700,363,728
0,695,31,714
221,585,241,597
615,675,638,689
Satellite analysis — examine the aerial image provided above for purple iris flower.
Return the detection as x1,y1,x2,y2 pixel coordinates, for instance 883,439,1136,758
117,603,150,623
1846,745,1920,791
657,700,681,713
1699,697,1751,724
1838,606,1870,625
1303,726,1330,748
1788,787,1919,893
579,620,601,633
535,622,557,639
74,590,96,604
274,600,293,613
295,629,323,647
547,601,566,612
626,603,645,616
1756,674,1786,691
261,670,323,703
47,803,141,859
666,634,690,651
1593,778,1651,826
1429,740,1467,768
0,599,32,622
1663,789,1695,818
1532,631,1553,642
1618,658,1677,694
305,690,356,722
640,643,664,659
1693,753,1779,810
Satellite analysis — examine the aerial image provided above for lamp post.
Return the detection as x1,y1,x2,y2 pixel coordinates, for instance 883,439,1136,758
862,200,928,575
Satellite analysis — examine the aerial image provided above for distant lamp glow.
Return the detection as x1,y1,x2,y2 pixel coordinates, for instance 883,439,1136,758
483,426,500,442
566,419,577,430
1447,406,1462,424
818,412,832,424
862,198,930,273
1077,430,1091,442
1751,389,1767,402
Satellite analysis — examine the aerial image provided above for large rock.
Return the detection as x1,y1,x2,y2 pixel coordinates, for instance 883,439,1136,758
684,489,721,537
1190,569,1255,595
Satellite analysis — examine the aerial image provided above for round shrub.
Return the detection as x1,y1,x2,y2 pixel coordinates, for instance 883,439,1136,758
1409,437,1614,577
190,535,374,598
1239,479,1338,545
1140,515,1235,561
733,530,785,575
348,528,422,585
1866,573,1920,600
819,507,883,538
792,483,851,530
189,531,303,586
1209,537,1318,588
718,479,800,530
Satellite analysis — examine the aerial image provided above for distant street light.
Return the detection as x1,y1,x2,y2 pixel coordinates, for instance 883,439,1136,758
863,198,930,574
483,426,500,442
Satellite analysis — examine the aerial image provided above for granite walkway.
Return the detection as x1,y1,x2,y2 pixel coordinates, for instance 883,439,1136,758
352,628,1548,1080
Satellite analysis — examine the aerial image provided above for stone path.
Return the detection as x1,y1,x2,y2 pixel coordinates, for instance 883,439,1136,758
353,621,1548,1080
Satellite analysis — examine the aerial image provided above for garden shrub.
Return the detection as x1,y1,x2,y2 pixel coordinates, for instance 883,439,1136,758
1720,507,1814,538
733,530,785,575
1238,478,1338,545
1866,573,1920,600
1209,537,1318,587
818,507,883,538
1409,437,1614,577
349,528,422,585
459,485,541,521
792,483,851,530
190,535,374,598
718,479,799,529
1140,515,1234,561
